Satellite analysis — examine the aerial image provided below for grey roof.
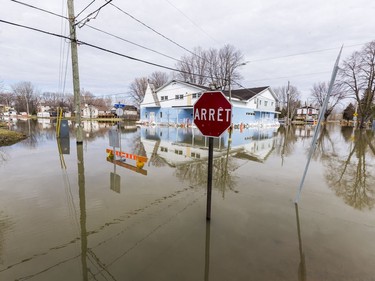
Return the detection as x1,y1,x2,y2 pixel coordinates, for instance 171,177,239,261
222,86,269,101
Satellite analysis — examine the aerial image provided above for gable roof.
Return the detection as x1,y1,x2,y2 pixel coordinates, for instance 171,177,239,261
155,79,211,93
223,86,269,101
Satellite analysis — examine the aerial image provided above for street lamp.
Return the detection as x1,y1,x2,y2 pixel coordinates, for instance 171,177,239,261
228,61,249,102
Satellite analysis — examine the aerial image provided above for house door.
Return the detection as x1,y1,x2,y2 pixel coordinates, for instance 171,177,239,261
149,112,155,123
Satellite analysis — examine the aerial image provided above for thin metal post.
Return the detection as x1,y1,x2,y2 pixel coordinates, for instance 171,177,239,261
206,137,214,220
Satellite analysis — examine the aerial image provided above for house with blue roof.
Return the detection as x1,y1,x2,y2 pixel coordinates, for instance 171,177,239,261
139,80,279,127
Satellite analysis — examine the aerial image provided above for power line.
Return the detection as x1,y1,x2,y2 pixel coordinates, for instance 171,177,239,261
8,0,370,65
76,0,97,19
163,0,219,44
85,24,183,63
0,19,211,79
0,18,361,98
10,0,68,20
244,71,331,83
75,0,112,28
108,2,204,60
248,43,366,63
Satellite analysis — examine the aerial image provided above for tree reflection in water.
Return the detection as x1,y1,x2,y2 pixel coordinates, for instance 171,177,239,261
324,128,375,210
174,154,239,195
0,148,10,166
275,125,298,165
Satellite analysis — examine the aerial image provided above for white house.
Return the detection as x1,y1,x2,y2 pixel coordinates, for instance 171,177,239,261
295,105,319,123
82,104,99,118
139,80,279,127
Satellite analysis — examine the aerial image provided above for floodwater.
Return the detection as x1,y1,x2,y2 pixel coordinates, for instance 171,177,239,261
0,119,374,281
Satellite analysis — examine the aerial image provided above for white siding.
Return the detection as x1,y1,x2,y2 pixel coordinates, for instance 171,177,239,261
141,84,157,106
156,82,204,108
246,89,277,111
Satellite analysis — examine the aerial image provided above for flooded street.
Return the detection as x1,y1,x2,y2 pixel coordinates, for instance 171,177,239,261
0,120,374,281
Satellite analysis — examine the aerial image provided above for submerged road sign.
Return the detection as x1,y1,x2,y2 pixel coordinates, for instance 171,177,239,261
193,91,232,137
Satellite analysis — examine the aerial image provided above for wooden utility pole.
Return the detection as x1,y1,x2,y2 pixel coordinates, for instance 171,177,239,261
67,0,83,143
286,81,290,126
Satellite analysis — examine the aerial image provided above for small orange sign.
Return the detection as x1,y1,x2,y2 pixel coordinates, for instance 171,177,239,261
106,148,148,163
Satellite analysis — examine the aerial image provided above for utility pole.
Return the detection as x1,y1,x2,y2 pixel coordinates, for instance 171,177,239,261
286,81,290,126
67,0,83,143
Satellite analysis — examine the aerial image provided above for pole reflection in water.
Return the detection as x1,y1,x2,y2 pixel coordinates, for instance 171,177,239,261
295,203,306,281
204,221,211,281
77,143,88,281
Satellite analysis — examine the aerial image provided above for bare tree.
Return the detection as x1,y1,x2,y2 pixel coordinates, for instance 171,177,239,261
0,92,15,107
310,81,348,121
212,44,244,90
274,84,301,120
11,81,38,115
175,44,245,89
129,77,148,107
148,71,169,89
176,47,208,85
340,41,375,128
128,71,170,107
80,89,96,105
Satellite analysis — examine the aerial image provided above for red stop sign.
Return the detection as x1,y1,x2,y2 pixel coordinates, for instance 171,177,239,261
193,91,232,137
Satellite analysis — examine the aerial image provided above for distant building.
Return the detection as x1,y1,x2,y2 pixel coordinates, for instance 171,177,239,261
82,104,99,118
295,105,319,123
140,80,279,127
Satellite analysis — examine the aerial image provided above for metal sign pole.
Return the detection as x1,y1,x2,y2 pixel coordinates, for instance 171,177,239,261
206,137,214,220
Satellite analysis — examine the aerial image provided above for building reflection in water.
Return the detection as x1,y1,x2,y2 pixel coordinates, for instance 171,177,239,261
140,126,278,195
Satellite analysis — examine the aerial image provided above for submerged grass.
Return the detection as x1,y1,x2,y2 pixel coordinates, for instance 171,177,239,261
0,127,27,146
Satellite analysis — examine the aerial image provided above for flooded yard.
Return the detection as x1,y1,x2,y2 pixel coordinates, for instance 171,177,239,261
0,119,374,281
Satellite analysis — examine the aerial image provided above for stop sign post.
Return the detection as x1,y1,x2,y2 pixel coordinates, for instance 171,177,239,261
193,91,232,220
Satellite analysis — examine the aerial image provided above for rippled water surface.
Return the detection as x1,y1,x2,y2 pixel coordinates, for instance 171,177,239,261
0,119,374,281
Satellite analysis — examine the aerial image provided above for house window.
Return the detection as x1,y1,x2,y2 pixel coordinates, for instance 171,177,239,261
191,152,201,159
254,99,257,104
259,100,262,105
192,93,202,99
175,94,184,100
145,112,148,118
271,102,274,106
265,101,268,106
161,96,168,101
160,112,163,118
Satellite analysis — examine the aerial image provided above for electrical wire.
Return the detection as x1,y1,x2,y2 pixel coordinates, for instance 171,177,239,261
108,2,205,60
85,24,184,63
75,0,112,27
163,0,219,44
1,17,367,101
0,18,339,102
76,0,97,19
10,0,68,20
8,0,370,64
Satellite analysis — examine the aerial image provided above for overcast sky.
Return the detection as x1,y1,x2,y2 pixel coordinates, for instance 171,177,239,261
1,0,375,104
